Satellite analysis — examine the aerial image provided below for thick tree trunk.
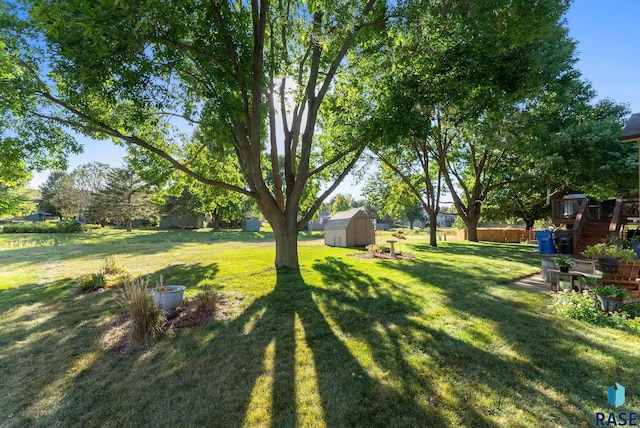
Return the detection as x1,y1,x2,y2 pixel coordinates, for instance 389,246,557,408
525,217,535,230
465,214,480,242
210,209,221,232
125,218,132,232
272,220,300,269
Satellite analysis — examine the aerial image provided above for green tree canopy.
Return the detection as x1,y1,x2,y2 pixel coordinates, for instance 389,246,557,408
87,166,156,231
1,0,389,268
0,181,36,218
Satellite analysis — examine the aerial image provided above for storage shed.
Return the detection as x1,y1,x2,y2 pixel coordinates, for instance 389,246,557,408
324,208,375,248
243,218,261,232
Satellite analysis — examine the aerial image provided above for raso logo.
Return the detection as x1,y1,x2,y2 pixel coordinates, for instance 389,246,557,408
595,383,637,427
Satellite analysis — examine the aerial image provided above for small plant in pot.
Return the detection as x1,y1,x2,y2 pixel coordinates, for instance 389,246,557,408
594,285,628,313
553,255,574,273
582,243,635,273
151,274,186,313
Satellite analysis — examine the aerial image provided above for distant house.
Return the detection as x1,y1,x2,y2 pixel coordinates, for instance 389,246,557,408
324,208,375,248
423,212,457,228
307,210,331,231
23,208,57,222
159,214,206,229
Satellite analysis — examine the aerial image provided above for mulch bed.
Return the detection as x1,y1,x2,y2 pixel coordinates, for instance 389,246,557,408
101,294,242,355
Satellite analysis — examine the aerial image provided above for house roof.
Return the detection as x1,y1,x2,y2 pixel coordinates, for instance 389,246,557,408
619,113,640,142
324,208,368,231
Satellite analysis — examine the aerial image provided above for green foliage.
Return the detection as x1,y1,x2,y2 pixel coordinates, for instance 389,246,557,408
1,220,83,233
365,243,382,253
0,181,36,218
594,286,628,299
87,166,157,231
76,273,106,293
330,194,353,215
121,277,163,346
582,243,636,262
549,290,638,331
553,255,574,268
2,0,394,267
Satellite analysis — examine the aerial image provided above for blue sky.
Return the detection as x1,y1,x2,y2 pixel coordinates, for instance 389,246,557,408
29,1,640,193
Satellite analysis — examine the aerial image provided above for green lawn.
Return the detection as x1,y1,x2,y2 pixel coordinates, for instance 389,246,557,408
0,228,638,427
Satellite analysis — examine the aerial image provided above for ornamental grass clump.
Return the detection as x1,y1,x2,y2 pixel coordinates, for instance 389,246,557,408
101,254,126,275
121,277,164,345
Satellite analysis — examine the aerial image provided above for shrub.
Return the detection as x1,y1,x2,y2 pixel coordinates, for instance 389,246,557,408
56,220,85,233
1,220,84,233
582,243,636,262
106,271,135,289
549,290,639,332
121,277,163,345
366,243,383,253
76,273,107,293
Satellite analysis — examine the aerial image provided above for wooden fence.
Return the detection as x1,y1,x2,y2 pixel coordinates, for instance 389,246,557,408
457,228,536,243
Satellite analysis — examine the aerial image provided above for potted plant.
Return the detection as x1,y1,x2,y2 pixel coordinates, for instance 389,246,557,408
582,243,635,273
553,255,575,273
594,285,628,313
151,274,186,313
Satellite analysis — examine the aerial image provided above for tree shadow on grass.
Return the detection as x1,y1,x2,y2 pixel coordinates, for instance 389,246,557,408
2,262,456,426
5,253,636,426
120,267,448,426
374,254,639,423
412,241,541,267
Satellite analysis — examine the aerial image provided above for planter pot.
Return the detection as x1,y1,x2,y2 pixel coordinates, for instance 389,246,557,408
596,294,623,313
541,257,556,281
598,257,621,274
559,266,569,273
152,285,186,312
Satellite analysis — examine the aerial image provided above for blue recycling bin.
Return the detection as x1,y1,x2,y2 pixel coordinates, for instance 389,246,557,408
535,230,555,254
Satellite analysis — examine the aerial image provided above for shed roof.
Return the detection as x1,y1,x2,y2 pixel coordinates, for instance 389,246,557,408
324,208,368,231
619,113,640,142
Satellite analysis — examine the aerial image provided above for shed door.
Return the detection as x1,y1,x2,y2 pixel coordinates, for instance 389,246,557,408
354,218,367,246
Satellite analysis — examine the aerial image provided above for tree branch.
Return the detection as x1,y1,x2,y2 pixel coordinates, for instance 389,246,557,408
30,95,254,197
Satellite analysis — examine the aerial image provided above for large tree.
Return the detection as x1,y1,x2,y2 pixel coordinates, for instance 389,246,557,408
47,172,82,220
1,0,388,268
482,76,634,228
355,1,576,241
88,166,156,231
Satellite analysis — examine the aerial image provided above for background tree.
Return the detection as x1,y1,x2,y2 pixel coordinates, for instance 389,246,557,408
38,171,78,220
363,167,425,228
72,162,109,220
88,166,156,232
482,76,633,228
351,0,577,241
1,0,389,269
160,186,203,231
0,181,36,218
330,194,354,215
